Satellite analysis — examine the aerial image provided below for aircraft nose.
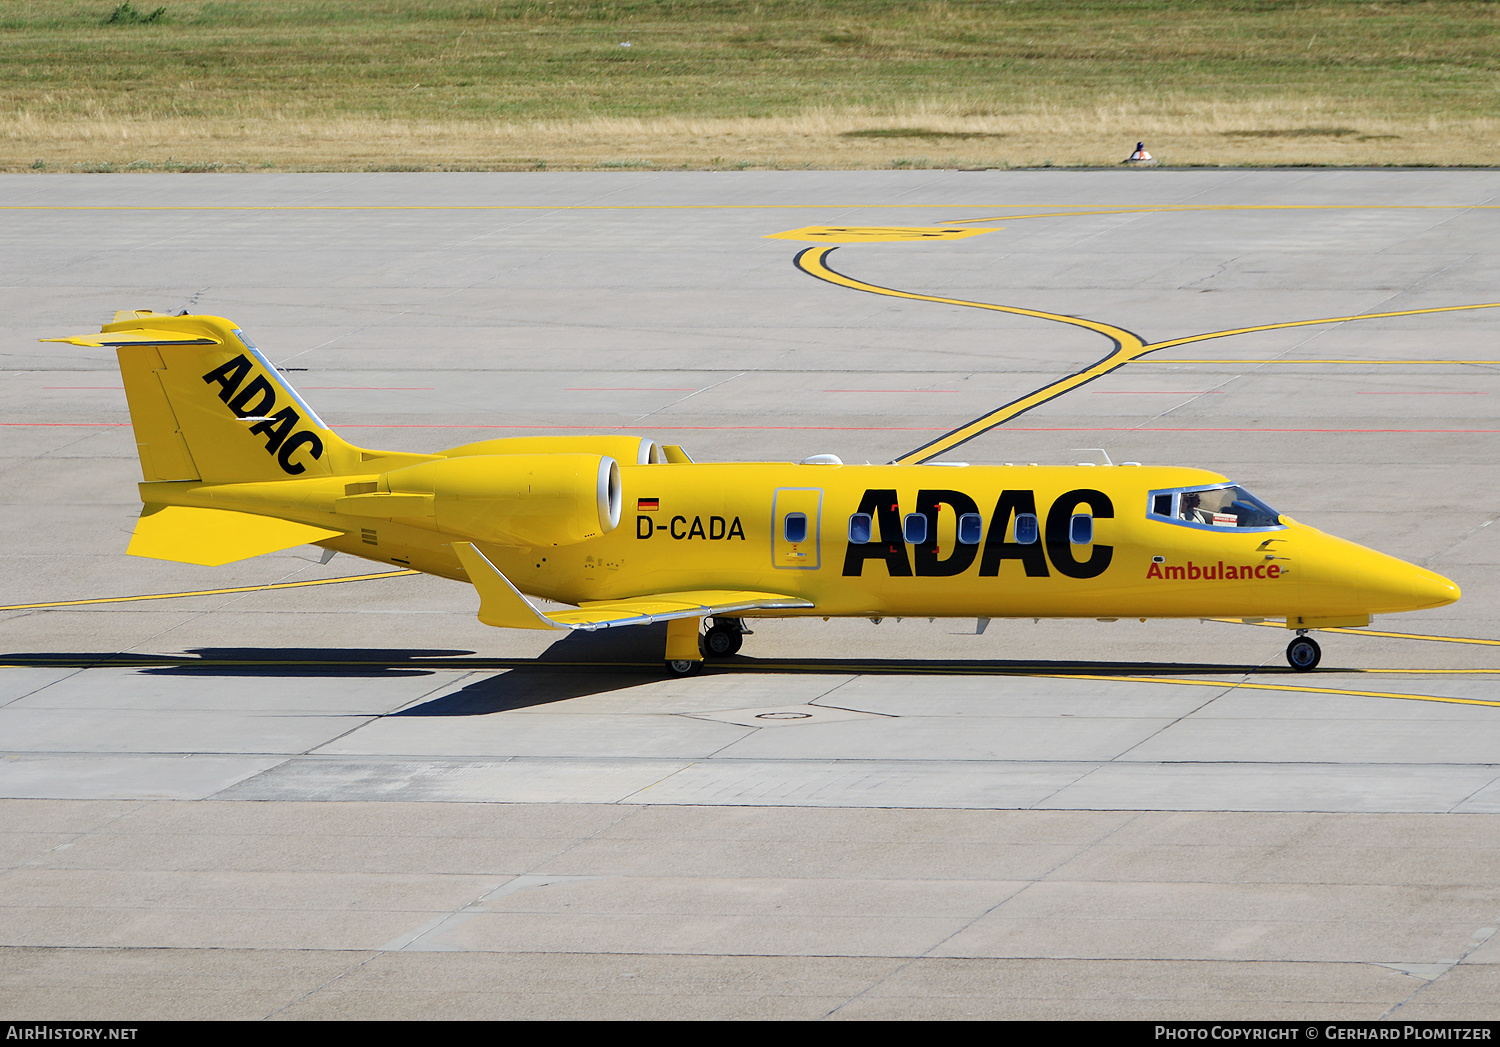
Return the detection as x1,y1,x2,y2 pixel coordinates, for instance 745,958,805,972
1407,567,1461,609
1366,561,1461,612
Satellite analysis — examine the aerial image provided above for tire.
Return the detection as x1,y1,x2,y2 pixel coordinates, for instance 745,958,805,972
665,659,703,677
703,626,743,657
1286,636,1321,672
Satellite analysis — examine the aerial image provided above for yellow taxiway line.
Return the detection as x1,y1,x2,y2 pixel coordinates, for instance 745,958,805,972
948,204,1500,225
1146,360,1500,366
1034,673,1500,708
0,648,1491,708
6,203,1499,214
1212,618,1500,648
0,570,418,612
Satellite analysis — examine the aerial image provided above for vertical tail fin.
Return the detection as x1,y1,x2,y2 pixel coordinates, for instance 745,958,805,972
46,312,361,482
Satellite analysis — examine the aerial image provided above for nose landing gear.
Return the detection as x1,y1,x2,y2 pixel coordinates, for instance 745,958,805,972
1286,632,1321,672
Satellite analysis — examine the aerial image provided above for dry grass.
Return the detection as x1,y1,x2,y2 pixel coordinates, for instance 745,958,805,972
3,1,1497,172
7,101,1492,172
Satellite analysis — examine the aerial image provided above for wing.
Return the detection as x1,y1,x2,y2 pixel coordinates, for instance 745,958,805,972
452,541,813,631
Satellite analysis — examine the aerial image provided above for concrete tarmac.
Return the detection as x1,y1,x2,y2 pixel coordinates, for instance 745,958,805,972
2,170,1499,1019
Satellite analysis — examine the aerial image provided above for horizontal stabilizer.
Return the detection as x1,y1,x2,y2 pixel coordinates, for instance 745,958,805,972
452,541,813,632
42,330,222,348
128,504,343,566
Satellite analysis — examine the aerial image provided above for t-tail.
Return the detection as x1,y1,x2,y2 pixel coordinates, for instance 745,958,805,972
46,311,628,570
45,311,424,566
46,310,369,483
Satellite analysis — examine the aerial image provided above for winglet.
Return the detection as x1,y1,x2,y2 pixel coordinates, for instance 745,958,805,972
451,542,569,631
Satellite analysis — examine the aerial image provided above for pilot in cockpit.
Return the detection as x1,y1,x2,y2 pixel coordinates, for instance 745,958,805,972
1179,491,1213,524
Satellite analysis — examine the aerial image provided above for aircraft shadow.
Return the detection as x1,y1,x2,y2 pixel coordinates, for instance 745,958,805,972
0,648,474,678
1,622,1300,715
396,668,655,715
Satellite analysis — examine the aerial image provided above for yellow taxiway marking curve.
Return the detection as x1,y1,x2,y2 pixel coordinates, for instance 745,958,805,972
793,244,1147,464
792,244,1500,464
0,570,418,612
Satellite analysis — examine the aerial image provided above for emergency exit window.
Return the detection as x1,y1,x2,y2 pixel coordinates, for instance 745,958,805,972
903,513,927,545
784,513,808,543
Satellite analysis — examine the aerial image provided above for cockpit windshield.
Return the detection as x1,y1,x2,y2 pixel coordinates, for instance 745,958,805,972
1148,484,1284,531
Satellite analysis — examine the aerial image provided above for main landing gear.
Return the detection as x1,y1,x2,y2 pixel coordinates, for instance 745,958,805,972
663,616,752,676
1286,632,1321,672
702,616,749,658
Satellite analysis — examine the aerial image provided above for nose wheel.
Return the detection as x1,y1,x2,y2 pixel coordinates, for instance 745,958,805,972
1286,635,1321,672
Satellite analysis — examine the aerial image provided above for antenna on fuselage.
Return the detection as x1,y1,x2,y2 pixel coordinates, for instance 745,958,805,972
1070,448,1114,466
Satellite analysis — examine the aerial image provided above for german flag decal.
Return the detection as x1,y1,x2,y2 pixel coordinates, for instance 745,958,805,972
637,497,659,511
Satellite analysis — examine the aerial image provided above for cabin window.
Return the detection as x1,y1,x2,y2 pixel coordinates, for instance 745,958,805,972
1014,512,1039,545
1070,513,1093,545
784,513,808,543
847,513,872,545
957,513,983,545
1147,484,1284,531
903,513,927,545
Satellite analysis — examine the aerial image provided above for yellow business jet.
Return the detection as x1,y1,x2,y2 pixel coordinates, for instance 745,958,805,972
49,311,1460,675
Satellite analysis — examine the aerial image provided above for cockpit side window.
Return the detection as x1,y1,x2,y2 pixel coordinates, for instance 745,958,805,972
1147,484,1283,532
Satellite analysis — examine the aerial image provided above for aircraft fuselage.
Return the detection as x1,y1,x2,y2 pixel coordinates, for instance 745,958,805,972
298,461,1457,627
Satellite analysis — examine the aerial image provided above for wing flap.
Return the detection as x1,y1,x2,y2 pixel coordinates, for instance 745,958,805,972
128,504,343,566
452,541,813,632
559,590,813,629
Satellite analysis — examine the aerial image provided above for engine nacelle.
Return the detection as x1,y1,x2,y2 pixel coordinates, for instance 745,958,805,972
382,453,621,547
439,435,666,465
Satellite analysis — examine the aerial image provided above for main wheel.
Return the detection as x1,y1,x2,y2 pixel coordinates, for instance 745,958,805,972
1286,636,1321,672
702,624,743,657
665,658,703,677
